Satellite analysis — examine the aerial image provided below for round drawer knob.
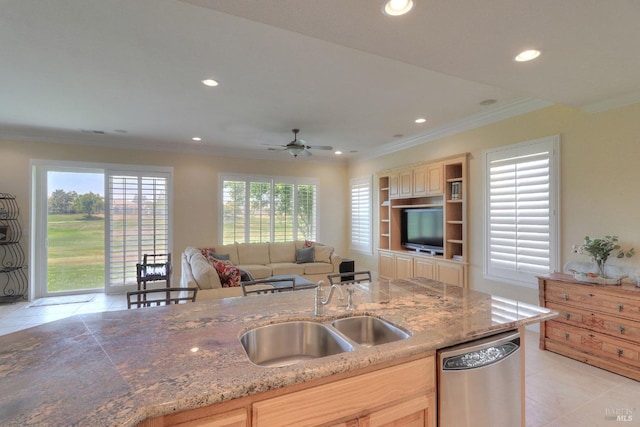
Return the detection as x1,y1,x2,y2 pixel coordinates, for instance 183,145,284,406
562,293,569,300
617,304,624,312
617,348,624,357
618,326,625,334
564,312,571,320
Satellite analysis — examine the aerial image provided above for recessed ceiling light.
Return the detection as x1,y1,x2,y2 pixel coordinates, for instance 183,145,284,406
335,151,343,155
201,78,219,87
383,0,414,16
480,99,497,106
415,118,426,124
514,49,541,62
192,137,202,141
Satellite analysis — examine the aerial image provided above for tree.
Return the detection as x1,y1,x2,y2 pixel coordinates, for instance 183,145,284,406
48,189,77,214
72,192,104,218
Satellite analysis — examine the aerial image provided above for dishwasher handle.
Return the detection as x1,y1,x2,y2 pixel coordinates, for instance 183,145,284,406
442,338,519,370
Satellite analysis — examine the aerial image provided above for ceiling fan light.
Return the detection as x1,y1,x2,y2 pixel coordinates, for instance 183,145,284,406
287,146,304,157
383,0,414,16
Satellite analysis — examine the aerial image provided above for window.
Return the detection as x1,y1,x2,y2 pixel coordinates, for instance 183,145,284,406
107,171,171,288
220,174,317,244
350,176,372,254
483,135,560,287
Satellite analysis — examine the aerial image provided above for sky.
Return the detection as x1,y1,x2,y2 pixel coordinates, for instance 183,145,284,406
48,172,104,196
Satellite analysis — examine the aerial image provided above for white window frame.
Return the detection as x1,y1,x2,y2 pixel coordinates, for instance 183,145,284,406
482,135,560,288
350,176,372,254
31,160,173,296
219,173,319,244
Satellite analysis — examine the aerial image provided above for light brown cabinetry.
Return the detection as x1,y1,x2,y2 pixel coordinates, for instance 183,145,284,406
377,155,467,286
539,274,640,381
252,357,435,427
147,357,435,427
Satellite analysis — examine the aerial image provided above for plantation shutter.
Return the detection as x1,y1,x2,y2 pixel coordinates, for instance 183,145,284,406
484,136,559,286
222,181,246,245
296,184,317,241
273,183,294,242
107,172,170,287
221,175,317,243
350,176,372,254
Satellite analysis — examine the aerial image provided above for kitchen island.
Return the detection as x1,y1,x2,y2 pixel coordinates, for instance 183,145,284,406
0,278,555,426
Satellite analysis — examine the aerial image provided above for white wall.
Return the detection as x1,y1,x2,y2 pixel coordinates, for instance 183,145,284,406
0,139,349,293
348,103,640,305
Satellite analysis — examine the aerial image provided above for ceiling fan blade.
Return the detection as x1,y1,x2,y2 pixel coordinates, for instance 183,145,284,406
306,145,333,150
262,143,287,147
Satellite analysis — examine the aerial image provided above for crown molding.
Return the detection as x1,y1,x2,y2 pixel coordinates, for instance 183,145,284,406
353,97,553,162
581,90,640,114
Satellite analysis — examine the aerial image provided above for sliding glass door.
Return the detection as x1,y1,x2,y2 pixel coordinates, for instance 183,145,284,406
32,162,172,297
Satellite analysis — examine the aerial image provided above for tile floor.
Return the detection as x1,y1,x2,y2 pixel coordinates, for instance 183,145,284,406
1,294,639,426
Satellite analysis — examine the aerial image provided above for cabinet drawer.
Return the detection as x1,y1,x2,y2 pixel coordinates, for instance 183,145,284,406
252,357,435,427
546,321,640,368
544,281,640,318
546,302,640,345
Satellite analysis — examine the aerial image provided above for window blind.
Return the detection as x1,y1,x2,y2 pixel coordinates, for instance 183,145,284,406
350,176,372,254
108,173,170,287
221,175,317,244
484,136,559,286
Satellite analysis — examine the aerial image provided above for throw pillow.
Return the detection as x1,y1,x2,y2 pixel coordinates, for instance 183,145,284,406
211,253,230,261
200,248,241,287
314,245,333,263
240,269,255,282
296,246,315,264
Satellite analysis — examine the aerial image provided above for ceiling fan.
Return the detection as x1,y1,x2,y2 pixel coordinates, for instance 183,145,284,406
265,129,333,157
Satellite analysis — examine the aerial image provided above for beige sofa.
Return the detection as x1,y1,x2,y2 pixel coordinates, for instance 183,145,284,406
181,241,342,300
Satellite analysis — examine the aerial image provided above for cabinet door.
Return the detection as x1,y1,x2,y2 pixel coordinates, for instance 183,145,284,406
389,174,399,199
169,409,247,427
426,163,443,195
394,254,413,279
252,358,433,427
413,257,435,280
362,395,434,427
412,166,428,197
378,251,395,280
399,170,413,198
435,261,464,286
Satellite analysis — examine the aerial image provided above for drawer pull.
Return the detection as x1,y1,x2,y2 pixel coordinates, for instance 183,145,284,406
617,304,624,312
563,312,571,320
562,293,569,300
618,326,625,334
617,348,624,357
564,333,570,341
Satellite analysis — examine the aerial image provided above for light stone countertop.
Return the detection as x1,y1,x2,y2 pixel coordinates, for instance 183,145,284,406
0,278,556,426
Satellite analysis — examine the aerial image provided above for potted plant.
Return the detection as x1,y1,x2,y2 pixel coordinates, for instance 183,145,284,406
572,235,634,280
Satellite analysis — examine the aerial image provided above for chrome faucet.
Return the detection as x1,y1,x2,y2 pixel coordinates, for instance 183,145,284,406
314,280,344,316
345,286,355,311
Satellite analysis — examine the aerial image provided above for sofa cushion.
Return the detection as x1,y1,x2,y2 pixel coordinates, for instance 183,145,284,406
269,262,305,276
237,242,270,265
303,262,334,275
237,264,272,279
296,246,315,263
210,253,230,261
189,251,221,289
269,242,296,263
210,244,239,265
314,245,333,263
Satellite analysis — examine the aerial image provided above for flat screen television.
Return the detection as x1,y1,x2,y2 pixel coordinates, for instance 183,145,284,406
401,208,444,254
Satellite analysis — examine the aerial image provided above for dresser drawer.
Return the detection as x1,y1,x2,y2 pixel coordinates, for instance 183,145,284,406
546,301,640,345
544,280,640,318
546,320,640,368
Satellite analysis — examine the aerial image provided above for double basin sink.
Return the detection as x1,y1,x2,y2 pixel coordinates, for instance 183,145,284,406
240,316,411,367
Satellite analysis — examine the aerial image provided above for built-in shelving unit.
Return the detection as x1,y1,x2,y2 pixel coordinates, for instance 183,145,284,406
0,193,27,303
377,155,468,286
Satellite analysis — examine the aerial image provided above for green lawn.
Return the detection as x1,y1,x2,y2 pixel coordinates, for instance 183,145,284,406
47,214,105,292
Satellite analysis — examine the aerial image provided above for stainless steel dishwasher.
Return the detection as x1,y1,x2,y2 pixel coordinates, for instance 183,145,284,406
437,330,521,427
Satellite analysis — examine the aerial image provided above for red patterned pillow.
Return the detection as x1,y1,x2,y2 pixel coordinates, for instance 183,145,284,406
304,240,315,248
200,248,241,288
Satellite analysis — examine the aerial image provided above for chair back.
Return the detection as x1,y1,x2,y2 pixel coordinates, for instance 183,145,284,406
127,287,197,308
241,277,296,296
327,271,372,286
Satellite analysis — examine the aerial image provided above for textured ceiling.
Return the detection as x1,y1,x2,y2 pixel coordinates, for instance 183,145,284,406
1,0,638,162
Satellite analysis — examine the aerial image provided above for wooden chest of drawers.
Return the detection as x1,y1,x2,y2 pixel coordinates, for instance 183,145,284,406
538,274,640,381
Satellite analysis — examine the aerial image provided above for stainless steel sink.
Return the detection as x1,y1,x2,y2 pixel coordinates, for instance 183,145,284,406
240,321,354,367
331,316,411,347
